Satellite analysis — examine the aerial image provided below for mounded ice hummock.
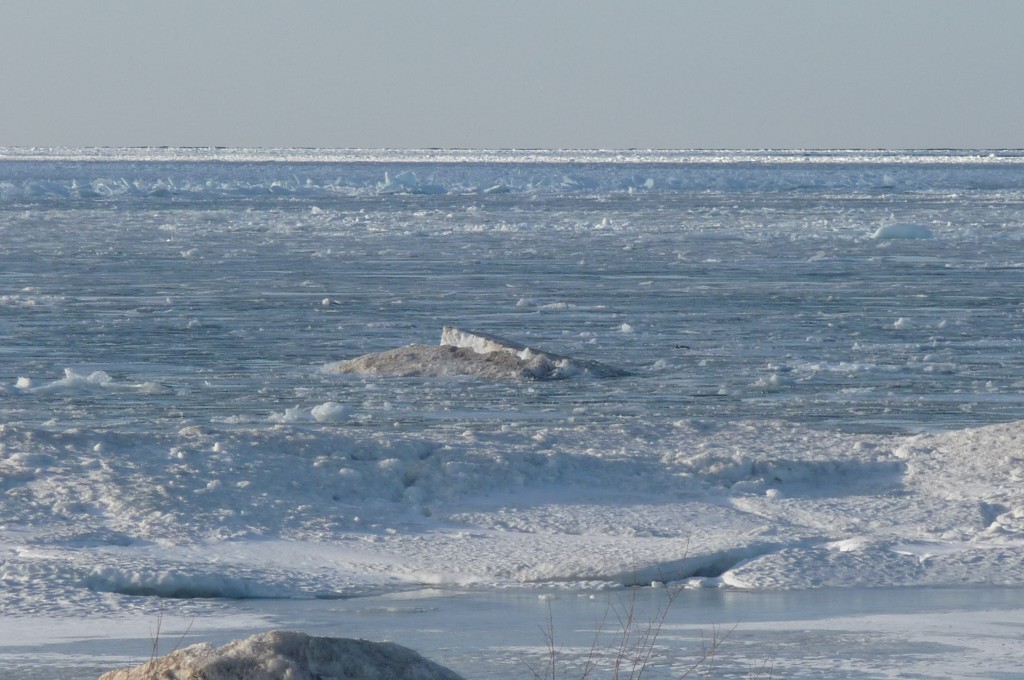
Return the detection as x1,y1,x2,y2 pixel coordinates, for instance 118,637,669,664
336,327,627,380
99,631,465,680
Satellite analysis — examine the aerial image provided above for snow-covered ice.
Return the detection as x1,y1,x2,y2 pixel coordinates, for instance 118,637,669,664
3,149,1024,677
4,417,1023,607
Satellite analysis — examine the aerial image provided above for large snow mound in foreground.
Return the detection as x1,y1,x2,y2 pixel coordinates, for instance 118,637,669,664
99,630,465,680
337,327,627,380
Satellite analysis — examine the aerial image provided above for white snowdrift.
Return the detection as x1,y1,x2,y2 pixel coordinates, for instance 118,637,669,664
337,327,627,380
99,630,464,680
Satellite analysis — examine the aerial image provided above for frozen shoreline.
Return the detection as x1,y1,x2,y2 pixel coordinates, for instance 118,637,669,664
3,417,1024,607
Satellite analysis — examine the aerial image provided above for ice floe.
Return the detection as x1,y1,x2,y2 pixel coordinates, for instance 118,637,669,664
336,327,628,380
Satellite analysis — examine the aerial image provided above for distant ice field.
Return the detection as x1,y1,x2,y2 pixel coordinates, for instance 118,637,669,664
3,150,1024,675
4,150,1024,433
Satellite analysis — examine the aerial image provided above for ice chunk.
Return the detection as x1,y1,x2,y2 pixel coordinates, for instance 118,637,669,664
440,326,530,356
312,401,354,422
337,327,627,380
871,223,934,239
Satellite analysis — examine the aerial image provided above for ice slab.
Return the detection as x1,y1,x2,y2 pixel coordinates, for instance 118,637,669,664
337,327,627,380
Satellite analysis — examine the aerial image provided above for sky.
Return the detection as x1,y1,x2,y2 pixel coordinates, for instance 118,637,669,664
2,1,1023,149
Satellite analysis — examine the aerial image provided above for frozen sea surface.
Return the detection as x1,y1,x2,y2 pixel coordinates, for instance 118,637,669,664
3,149,1024,677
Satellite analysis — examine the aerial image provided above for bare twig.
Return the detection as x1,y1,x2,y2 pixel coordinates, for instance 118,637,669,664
142,608,195,679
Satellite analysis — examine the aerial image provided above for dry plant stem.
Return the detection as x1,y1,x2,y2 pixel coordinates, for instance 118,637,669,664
579,602,611,680
609,578,683,680
142,608,195,679
526,601,561,680
547,603,558,680
747,655,775,680
749,649,776,680
147,611,163,668
676,624,735,680
528,551,770,680
633,585,678,680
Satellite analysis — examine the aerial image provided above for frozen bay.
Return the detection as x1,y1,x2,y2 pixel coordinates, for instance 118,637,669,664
3,148,1024,677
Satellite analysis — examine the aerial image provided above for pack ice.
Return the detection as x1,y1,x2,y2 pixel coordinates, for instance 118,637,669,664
336,327,627,380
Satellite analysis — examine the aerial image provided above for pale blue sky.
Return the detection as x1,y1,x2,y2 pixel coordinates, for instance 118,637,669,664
2,1,1022,148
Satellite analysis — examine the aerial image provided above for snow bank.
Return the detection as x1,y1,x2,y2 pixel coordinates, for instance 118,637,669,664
336,327,627,380
713,419,1024,589
99,630,464,680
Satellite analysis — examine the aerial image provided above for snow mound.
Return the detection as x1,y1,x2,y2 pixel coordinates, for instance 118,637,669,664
99,630,465,680
337,327,627,380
